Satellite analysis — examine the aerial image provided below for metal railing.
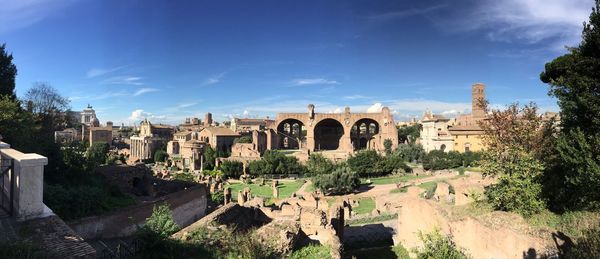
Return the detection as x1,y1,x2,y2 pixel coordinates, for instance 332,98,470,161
0,156,14,216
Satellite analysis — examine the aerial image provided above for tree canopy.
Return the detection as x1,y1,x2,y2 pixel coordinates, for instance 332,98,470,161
0,43,17,100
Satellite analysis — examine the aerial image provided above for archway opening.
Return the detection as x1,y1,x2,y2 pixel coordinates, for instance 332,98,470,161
351,118,380,150
314,119,344,151
276,119,305,149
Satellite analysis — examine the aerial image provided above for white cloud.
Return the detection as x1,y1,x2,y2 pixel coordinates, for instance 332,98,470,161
290,78,340,86
0,0,76,34
367,103,383,113
243,110,250,117
367,4,447,22
133,88,159,96
128,109,166,122
343,95,372,100
103,76,144,86
203,72,226,86
451,0,594,49
86,66,123,78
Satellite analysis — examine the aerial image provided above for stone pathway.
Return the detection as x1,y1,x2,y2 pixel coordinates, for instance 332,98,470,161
295,180,311,197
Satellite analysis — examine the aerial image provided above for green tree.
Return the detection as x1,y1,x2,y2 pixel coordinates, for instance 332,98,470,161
247,150,306,176
203,146,217,170
347,150,381,177
313,166,360,195
306,153,335,176
86,142,109,168
219,160,243,178
479,103,548,216
394,143,425,163
0,43,17,100
154,150,169,163
540,1,600,211
234,135,252,144
397,124,420,144
0,96,35,150
383,138,393,155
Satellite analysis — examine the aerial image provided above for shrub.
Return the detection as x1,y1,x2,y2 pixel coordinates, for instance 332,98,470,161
306,153,335,176
347,150,381,177
422,150,449,170
394,143,425,163
154,150,169,163
383,139,393,155
144,204,180,238
290,245,332,259
374,155,410,176
248,150,306,176
86,142,109,168
415,229,468,259
234,135,252,144
485,176,546,217
313,166,360,195
219,160,243,178
566,224,600,259
211,191,224,205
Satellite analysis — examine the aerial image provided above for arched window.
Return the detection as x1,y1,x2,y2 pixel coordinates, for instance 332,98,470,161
369,123,377,134
440,144,446,151
359,123,367,134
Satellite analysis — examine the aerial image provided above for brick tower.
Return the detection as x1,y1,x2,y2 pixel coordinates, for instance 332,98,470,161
472,83,486,119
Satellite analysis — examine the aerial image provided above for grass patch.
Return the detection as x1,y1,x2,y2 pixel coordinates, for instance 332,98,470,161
289,245,332,259
527,210,600,238
450,202,495,220
354,197,376,215
390,186,409,194
418,181,438,199
227,180,304,201
361,174,428,185
305,182,315,193
347,213,398,226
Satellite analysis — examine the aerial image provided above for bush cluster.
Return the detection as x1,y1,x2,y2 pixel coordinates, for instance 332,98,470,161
346,150,411,177
312,166,360,195
247,150,306,176
422,150,482,171
218,160,244,178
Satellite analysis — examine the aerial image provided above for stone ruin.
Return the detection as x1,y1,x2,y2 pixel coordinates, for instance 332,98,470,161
173,188,347,259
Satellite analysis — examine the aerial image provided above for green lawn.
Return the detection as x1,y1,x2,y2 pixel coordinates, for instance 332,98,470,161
353,197,376,214
227,180,304,200
361,174,428,185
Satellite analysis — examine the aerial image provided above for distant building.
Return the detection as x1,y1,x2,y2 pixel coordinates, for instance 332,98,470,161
448,83,487,153
80,104,98,126
420,111,454,152
230,118,275,133
179,117,204,132
54,128,78,144
129,119,174,161
198,127,240,153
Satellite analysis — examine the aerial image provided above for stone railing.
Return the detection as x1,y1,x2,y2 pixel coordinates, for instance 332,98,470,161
0,141,48,221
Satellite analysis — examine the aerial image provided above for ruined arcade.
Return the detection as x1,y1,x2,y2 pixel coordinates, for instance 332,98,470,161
270,104,398,154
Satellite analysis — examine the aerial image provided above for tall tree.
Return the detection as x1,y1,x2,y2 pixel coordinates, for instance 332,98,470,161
24,82,70,132
540,1,600,211
0,43,17,100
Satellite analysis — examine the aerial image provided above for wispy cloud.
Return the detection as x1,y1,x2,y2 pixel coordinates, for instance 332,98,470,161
0,0,77,34
86,66,124,78
290,78,340,86
165,102,199,112
443,0,594,50
203,72,226,86
128,109,166,122
103,76,144,86
367,4,447,22
343,95,373,100
133,88,159,96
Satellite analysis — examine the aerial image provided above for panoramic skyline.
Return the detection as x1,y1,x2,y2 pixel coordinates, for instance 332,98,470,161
1,0,595,125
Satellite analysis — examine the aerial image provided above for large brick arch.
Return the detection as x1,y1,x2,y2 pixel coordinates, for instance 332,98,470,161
271,105,398,153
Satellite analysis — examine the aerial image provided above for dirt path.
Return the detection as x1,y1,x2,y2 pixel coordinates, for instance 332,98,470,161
295,180,311,197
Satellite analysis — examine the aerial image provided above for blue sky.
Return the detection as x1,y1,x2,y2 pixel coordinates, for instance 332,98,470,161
0,0,595,125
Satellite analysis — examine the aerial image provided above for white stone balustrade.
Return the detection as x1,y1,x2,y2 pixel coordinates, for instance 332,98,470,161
0,141,48,221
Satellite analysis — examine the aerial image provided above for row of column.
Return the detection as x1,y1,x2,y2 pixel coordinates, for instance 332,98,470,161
132,138,151,159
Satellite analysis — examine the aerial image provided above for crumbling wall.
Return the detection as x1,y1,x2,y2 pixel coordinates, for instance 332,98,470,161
68,184,208,239
397,198,558,258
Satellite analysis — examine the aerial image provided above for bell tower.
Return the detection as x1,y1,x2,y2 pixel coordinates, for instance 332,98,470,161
472,83,486,118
